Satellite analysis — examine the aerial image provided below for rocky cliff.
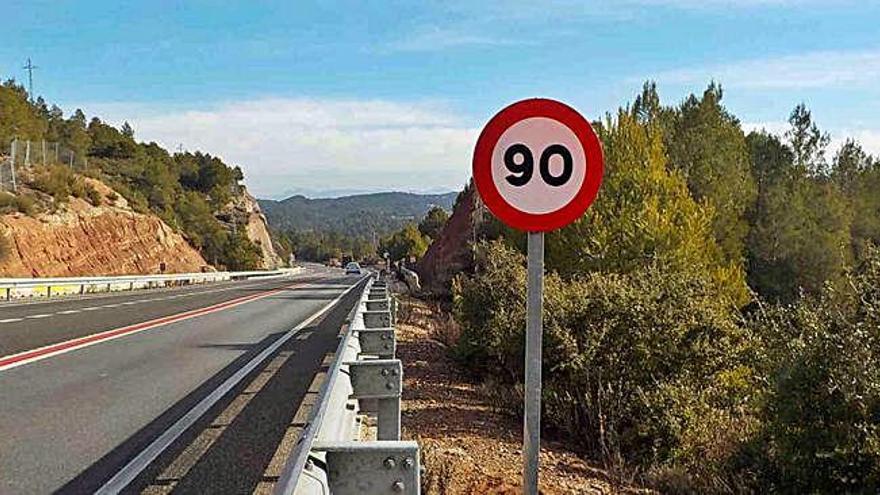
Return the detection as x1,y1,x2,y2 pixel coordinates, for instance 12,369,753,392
0,179,208,277
217,189,282,269
415,184,481,294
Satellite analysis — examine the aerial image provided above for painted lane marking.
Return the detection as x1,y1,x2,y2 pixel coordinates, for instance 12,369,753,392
0,282,306,373
57,310,81,314
82,307,100,311
103,304,122,308
0,318,23,323
95,276,367,494
25,314,51,319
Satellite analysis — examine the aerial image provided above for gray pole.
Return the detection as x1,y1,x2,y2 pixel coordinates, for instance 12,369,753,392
10,140,17,192
523,231,544,494
9,139,18,192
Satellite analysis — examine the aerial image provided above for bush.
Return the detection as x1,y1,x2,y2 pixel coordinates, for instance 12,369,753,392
747,245,880,492
0,192,35,215
30,165,76,202
452,241,758,491
85,184,102,206
222,231,263,270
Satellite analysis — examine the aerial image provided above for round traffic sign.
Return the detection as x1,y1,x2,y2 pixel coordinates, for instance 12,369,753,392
472,98,603,232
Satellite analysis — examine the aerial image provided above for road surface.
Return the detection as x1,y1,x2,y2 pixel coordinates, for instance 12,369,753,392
0,266,366,494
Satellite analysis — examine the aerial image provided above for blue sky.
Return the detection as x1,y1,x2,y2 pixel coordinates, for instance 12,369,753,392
2,0,879,198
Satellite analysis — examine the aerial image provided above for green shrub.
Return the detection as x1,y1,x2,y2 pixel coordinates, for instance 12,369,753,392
452,241,758,491
222,231,262,270
0,192,35,215
85,184,102,206
30,165,75,202
747,245,880,492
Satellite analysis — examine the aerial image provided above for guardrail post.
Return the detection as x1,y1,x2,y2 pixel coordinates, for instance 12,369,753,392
358,328,396,359
363,310,391,329
312,441,420,495
365,299,389,311
348,359,402,441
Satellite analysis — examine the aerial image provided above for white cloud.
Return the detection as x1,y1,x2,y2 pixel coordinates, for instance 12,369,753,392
84,98,478,199
651,49,880,90
378,26,525,53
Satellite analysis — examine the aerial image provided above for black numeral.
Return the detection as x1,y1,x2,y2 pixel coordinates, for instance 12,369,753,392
503,143,573,187
504,143,533,187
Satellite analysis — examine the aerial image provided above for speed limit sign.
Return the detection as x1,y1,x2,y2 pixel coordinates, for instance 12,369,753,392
472,98,603,232
472,98,603,495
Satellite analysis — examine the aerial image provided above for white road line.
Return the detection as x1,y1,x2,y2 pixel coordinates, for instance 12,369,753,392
57,310,81,314
103,304,122,308
0,318,23,323
25,314,51,319
121,302,138,305
82,307,100,311
95,276,367,494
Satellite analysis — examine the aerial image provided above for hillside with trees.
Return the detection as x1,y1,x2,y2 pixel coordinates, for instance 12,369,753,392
0,79,270,271
262,192,454,263
259,192,455,238
421,83,880,493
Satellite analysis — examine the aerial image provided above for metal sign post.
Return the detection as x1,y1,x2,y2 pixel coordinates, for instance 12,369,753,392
524,231,544,494
472,98,604,494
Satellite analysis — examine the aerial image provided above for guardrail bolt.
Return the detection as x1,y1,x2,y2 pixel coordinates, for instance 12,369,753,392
383,457,396,469
392,480,405,492
381,368,390,376
386,382,395,390
403,457,415,470
391,368,399,376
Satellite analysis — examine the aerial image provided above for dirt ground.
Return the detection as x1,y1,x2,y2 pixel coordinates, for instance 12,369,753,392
396,295,642,494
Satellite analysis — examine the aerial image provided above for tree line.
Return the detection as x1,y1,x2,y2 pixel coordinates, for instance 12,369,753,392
274,206,448,264
450,83,880,492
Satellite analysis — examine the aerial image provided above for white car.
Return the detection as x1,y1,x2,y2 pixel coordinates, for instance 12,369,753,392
345,262,362,275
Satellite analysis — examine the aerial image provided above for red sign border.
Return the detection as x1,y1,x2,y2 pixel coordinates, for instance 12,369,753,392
472,98,604,232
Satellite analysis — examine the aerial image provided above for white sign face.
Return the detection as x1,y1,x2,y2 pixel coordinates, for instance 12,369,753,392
490,117,588,215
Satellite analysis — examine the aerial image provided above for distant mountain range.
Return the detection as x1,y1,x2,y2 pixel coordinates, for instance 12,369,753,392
258,191,458,238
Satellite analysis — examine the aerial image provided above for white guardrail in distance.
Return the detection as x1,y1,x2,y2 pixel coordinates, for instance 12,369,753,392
275,275,420,495
0,267,303,301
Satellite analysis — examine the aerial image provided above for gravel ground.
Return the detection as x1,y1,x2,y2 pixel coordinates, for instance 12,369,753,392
396,296,646,494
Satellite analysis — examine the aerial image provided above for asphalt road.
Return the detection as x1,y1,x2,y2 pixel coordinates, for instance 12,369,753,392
0,266,367,494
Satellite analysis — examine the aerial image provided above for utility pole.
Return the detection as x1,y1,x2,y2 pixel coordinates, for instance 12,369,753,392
22,58,38,102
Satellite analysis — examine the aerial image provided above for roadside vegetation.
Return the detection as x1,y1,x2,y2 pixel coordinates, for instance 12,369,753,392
0,80,262,270
442,83,880,492
274,205,446,264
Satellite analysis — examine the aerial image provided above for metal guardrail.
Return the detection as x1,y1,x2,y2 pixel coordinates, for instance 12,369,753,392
275,276,420,495
0,268,301,300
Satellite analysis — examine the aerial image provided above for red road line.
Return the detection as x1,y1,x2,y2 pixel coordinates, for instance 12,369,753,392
0,282,302,371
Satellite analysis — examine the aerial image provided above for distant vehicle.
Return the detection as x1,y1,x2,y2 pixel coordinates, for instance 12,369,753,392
344,262,362,275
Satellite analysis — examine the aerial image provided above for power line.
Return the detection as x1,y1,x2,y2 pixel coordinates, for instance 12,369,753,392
22,58,38,102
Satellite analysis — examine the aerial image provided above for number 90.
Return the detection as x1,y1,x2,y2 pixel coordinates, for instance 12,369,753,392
503,143,573,187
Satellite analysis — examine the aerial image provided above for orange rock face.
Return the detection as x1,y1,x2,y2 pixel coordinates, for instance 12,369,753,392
0,184,207,277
